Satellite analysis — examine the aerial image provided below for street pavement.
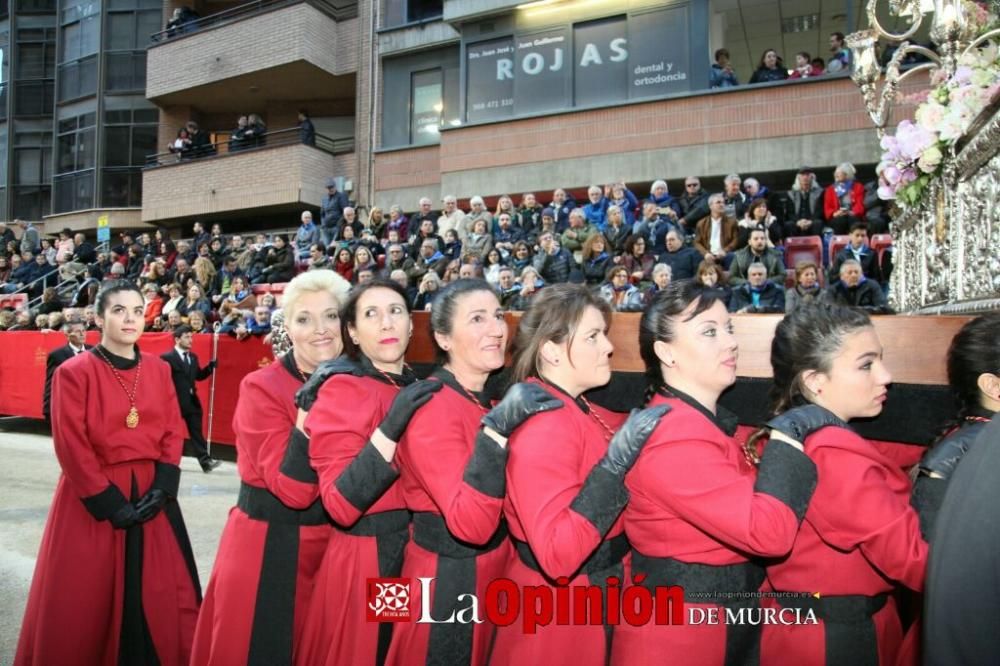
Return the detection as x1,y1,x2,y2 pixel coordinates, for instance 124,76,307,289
0,418,237,664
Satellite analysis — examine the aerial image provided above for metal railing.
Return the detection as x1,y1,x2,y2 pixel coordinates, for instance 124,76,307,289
11,240,111,310
149,0,358,44
144,128,354,169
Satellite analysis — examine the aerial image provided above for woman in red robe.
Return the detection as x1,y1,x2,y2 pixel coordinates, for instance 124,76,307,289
386,279,561,665
16,279,201,666
295,280,441,666
612,281,820,666
489,283,668,666
759,303,927,665
190,270,351,665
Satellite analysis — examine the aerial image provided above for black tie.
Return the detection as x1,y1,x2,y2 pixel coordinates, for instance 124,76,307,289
184,352,191,365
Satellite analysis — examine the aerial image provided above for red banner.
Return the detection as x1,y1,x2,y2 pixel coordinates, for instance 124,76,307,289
0,332,275,447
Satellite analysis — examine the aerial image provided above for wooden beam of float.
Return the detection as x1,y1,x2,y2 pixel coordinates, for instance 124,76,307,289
406,313,972,386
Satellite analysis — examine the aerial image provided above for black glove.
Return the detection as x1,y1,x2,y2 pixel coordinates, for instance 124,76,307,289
482,382,563,437
109,502,142,529
919,431,976,480
208,360,217,370
378,380,443,441
597,405,670,477
134,489,168,522
295,356,363,411
765,404,847,443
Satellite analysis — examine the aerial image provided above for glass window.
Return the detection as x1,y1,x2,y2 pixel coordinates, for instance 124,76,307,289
0,123,8,184
410,69,442,145
407,0,442,23
56,55,96,100
56,110,95,173
104,50,144,91
100,167,139,207
14,80,53,115
12,185,49,218
16,0,56,13
14,27,55,80
52,169,92,212
107,9,158,50
59,14,99,62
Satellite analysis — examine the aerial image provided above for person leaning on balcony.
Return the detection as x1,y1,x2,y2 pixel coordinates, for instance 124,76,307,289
245,114,267,148
298,109,316,147
228,116,249,153
709,47,739,88
749,48,789,84
186,121,215,158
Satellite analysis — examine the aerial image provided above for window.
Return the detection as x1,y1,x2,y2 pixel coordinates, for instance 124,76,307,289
12,185,49,218
59,14,99,62
56,55,96,100
16,0,56,13
14,80,53,115
52,169,92,212
104,51,144,91
55,110,95,172
13,128,52,184
106,8,158,50
407,0,442,23
101,96,156,207
15,27,56,80
410,69,442,145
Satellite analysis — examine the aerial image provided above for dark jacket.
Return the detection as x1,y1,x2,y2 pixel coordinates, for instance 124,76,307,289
728,281,786,313
320,190,350,229
299,117,316,146
728,247,786,286
581,254,612,286
749,66,789,84
533,247,574,285
658,246,703,281
72,241,97,265
189,129,215,158
829,245,882,284
677,189,710,230
262,244,294,282
822,278,890,312
782,183,825,237
43,344,92,421
161,348,215,415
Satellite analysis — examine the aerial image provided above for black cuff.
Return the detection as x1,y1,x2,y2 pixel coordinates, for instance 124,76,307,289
334,441,400,512
81,483,129,521
570,465,630,536
462,430,509,498
911,476,946,541
280,428,318,483
755,440,818,521
151,462,181,498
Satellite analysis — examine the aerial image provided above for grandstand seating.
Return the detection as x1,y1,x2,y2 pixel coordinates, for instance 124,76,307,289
783,236,823,270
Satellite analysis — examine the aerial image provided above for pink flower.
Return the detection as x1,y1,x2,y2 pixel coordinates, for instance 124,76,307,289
883,164,903,185
878,184,896,200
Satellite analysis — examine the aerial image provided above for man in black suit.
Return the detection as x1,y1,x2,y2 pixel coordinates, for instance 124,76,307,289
161,325,221,472
43,320,91,423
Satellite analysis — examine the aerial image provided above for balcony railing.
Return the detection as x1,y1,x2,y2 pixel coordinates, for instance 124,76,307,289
149,0,357,45
144,127,354,169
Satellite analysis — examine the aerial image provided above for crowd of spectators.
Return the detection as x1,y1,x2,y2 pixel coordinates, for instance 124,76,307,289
164,110,315,162
710,32,852,89
0,162,896,338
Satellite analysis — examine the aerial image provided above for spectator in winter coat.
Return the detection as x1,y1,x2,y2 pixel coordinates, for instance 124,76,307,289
785,261,823,312
460,197,492,243
658,229,702,281
722,174,748,220
295,211,321,261
437,195,465,239
581,185,611,230
580,234,613,286
547,189,577,234
749,49,789,84
822,259,890,313
320,178,350,244
533,231,574,285
824,162,867,234
599,265,644,312
709,48,740,88
783,168,825,237
694,194,740,265
728,264,785,313
677,177,711,231
560,209,597,261
728,228,786,287
828,222,882,284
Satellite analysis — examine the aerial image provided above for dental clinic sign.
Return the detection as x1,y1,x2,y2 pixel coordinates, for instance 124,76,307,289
466,5,693,123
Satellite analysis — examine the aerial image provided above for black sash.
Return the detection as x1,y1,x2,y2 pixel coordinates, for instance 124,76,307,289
775,592,889,665
412,512,509,666
336,509,411,666
631,552,766,666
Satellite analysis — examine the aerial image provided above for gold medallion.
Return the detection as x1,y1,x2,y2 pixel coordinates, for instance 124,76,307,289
126,406,140,429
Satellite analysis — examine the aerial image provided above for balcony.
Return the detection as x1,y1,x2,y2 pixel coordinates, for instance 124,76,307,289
146,0,359,108
141,128,355,225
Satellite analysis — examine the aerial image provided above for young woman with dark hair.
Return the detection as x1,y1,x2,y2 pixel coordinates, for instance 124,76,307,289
489,283,668,666
756,303,926,665
386,279,560,665
190,270,351,665
16,280,201,666
294,280,442,666
912,311,1000,538
612,281,818,665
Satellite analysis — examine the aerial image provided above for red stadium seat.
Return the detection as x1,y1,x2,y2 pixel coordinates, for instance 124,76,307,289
870,233,893,265
377,255,386,269
270,282,288,293
0,293,28,310
251,284,271,295
783,236,823,269
828,235,851,266
785,269,796,289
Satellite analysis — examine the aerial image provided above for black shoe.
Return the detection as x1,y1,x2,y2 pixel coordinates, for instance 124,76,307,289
200,457,221,473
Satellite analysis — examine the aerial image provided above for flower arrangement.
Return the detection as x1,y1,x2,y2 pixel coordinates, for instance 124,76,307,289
877,1,1000,206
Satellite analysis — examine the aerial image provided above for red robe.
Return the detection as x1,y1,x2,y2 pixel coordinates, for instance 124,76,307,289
16,348,200,666
191,355,331,665
490,378,628,666
386,367,512,666
760,425,928,665
612,391,808,666
296,371,410,666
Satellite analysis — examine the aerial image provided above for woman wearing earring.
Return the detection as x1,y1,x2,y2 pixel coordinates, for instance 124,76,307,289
190,271,351,665
16,280,200,666
489,283,669,666
386,280,561,665
611,281,819,666
295,280,441,666
758,303,926,665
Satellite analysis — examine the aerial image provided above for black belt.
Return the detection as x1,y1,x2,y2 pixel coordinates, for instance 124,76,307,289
775,591,888,666
237,482,329,526
337,509,411,537
631,552,766,666
513,532,630,578
412,511,509,559
630,552,766,605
